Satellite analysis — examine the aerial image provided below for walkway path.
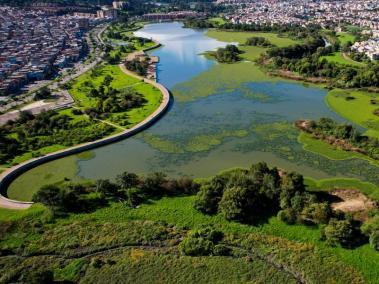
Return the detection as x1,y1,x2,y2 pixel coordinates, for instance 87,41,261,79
0,48,170,210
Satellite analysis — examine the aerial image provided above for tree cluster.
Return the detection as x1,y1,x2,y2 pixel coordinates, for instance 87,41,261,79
245,36,273,47
81,74,147,119
264,37,379,88
193,162,373,249
194,162,329,225
301,117,379,160
183,18,215,29
212,44,241,63
32,171,199,214
34,86,52,101
267,36,325,59
0,110,114,164
125,59,149,76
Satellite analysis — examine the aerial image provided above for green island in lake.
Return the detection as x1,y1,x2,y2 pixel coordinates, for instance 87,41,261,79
1,5,379,284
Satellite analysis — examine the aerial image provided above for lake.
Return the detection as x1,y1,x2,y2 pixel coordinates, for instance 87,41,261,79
8,22,379,200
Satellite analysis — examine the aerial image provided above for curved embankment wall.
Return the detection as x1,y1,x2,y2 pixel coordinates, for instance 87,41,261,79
0,56,170,210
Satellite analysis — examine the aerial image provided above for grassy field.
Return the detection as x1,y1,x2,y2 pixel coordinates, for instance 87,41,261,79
208,17,228,26
337,32,356,45
206,30,299,47
320,52,364,67
1,192,377,283
79,248,296,284
326,89,379,138
298,132,379,166
305,177,379,201
239,45,268,61
69,64,140,108
93,196,379,283
68,64,162,128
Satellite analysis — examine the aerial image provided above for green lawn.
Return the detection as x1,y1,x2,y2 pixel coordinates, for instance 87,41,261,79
326,89,379,138
320,52,364,67
298,132,379,166
337,32,356,45
206,30,300,47
239,45,267,61
69,64,140,108
68,64,162,128
208,17,227,26
305,177,379,201
108,82,162,128
0,204,48,222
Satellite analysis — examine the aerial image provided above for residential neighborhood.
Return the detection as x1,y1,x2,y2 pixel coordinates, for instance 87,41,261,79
0,3,124,97
352,39,379,61
217,0,379,60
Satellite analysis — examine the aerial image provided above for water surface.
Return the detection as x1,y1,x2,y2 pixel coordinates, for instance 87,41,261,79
8,22,379,199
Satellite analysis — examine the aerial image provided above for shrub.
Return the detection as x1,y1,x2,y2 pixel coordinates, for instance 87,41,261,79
213,244,231,256
369,230,379,251
179,237,214,256
194,183,223,215
361,215,379,251
32,185,65,212
300,202,332,225
71,108,82,115
219,186,249,221
179,227,224,256
323,219,358,248
277,208,297,225
23,270,54,284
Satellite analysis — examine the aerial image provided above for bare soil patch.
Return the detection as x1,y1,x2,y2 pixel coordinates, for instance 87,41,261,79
330,189,377,221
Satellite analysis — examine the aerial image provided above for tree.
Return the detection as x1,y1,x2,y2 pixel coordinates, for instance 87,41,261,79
95,179,119,197
34,86,52,100
140,172,167,196
126,187,145,207
279,172,305,209
300,202,332,225
219,186,249,221
369,230,379,251
361,215,379,251
323,219,358,248
213,44,241,63
116,172,140,190
277,208,297,224
32,185,64,212
194,183,223,215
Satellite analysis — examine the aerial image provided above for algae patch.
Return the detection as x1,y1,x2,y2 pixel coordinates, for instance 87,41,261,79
141,130,248,153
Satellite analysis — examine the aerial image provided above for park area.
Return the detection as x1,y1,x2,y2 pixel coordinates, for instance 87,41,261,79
68,64,162,128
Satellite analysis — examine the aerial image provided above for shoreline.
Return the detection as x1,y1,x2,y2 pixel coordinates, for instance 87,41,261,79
0,44,170,210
